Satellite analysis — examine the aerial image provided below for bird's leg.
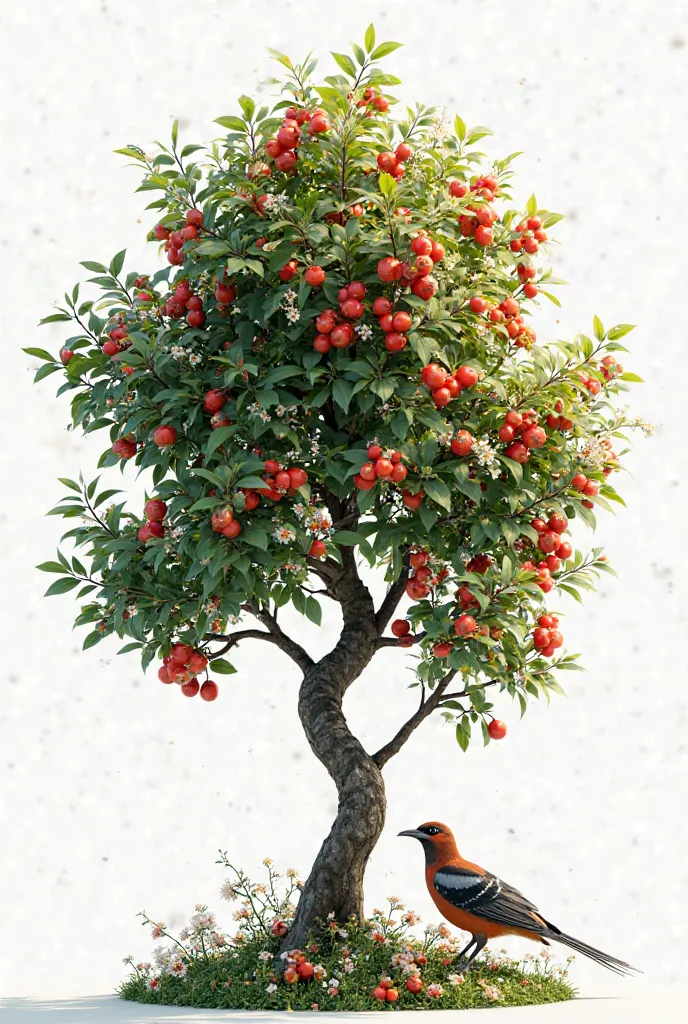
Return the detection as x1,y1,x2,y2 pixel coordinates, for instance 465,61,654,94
460,933,488,973
453,936,477,972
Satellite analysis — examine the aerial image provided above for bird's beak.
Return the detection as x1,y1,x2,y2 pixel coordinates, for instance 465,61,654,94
398,829,427,841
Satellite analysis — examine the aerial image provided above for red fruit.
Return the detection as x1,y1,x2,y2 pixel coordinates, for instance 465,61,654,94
548,514,568,534
158,666,173,684
391,619,411,638
211,507,234,533
145,499,167,522
167,247,184,265
305,265,326,287
275,471,292,490
430,240,445,262
522,425,546,449
60,347,74,364
421,363,447,390
406,977,423,994
385,332,407,352
432,387,452,407
504,442,529,464
531,518,547,534
203,389,226,413
222,519,242,538
498,424,515,443
170,643,194,665
102,340,120,357
377,257,403,282
309,540,327,559
433,642,453,658
537,531,560,554
571,473,588,491
186,209,204,228
449,179,468,198
372,296,392,317
314,334,332,353
309,112,330,134
347,281,366,300
391,463,407,482
402,489,424,510
415,255,434,277
488,719,507,740
395,142,412,162
375,458,394,478
475,224,493,246
215,283,236,304
372,987,388,1002
187,309,206,327
330,323,353,348
360,463,377,482
113,436,136,459
279,260,299,282
505,410,523,429
454,614,477,636
549,629,564,649
377,151,397,173
341,298,364,319
275,149,298,173
243,490,260,511
583,480,599,497
379,314,394,333
297,961,315,980
289,468,308,488
411,275,438,300
181,224,199,241
391,311,412,332
411,236,433,257
533,627,550,649
546,555,561,573
406,579,430,600
523,282,539,299
266,138,283,159
354,474,375,490
153,223,170,240
451,430,473,456
153,424,177,447
181,679,200,698
500,296,520,317
188,652,208,674
367,445,382,460
386,989,399,1003
137,524,153,542
455,365,479,388
199,680,219,701
556,540,573,560
469,296,487,313
264,459,280,474
315,312,336,334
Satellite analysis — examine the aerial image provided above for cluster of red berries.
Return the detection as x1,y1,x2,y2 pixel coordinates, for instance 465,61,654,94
372,979,400,1002
498,409,547,464
420,361,479,408
102,317,130,358
161,277,208,328
283,953,316,985
313,282,367,352
401,488,425,510
578,371,602,397
203,388,232,430
570,471,600,509
510,216,547,255
521,518,571,594
545,399,574,432
449,172,500,203
369,296,410,352
376,140,413,181
264,106,331,174
210,505,242,540
599,353,623,382
355,85,390,114
403,548,449,601
158,644,218,701
376,253,439,301
532,614,564,658
138,498,167,543
390,618,420,648
468,294,537,348
258,461,309,500
155,209,204,266
354,444,407,489
458,201,499,246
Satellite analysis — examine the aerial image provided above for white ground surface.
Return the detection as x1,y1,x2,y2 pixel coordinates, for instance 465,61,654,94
0,987,685,1024
1,0,688,1006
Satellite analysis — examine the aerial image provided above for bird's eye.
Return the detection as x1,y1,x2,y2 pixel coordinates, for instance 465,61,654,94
427,826,441,835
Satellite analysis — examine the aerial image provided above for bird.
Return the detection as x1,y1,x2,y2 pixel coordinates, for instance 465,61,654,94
398,821,639,976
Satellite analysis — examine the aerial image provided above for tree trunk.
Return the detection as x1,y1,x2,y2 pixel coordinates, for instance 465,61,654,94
281,548,385,952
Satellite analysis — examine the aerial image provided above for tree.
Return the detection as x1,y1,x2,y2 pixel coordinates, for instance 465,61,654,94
28,25,647,954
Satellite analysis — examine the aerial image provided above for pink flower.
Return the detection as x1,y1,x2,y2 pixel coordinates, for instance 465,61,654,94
151,922,165,939
427,983,444,998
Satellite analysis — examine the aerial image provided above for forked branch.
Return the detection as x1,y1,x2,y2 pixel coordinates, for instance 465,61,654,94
371,669,457,768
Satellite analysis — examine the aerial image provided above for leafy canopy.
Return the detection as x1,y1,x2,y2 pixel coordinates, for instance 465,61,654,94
28,25,647,747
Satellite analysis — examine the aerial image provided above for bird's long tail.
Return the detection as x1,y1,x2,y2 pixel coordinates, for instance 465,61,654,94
545,927,640,976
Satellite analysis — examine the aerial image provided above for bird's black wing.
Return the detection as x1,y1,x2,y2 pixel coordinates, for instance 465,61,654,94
433,865,547,934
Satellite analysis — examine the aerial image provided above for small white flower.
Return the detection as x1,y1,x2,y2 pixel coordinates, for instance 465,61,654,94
355,323,373,340
259,951,273,962
473,435,498,468
266,983,278,994
273,526,296,545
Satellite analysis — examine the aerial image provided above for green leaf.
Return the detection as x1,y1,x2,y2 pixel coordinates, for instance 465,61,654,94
37,313,71,325
607,324,635,341
332,378,353,411
171,119,179,147
113,147,145,161
83,629,103,650
243,528,268,551
593,314,605,342
58,477,81,493
331,52,356,77
110,249,126,278
526,194,537,215
454,115,466,142
305,596,322,626
23,347,56,361
36,561,71,574
188,496,224,513
238,95,255,121
210,658,237,674
371,41,403,59
378,172,397,198
455,719,471,752
215,115,248,132
619,371,644,383
196,239,232,257
423,478,451,511
364,23,376,52
44,576,80,596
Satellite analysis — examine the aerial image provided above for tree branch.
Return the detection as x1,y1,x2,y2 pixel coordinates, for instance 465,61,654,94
243,601,315,674
372,669,457,769
204,629,277,658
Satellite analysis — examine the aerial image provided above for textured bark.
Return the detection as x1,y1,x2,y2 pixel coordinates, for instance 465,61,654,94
281,546,386,951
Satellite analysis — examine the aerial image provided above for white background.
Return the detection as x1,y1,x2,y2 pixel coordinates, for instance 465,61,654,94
1,0,687,1002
